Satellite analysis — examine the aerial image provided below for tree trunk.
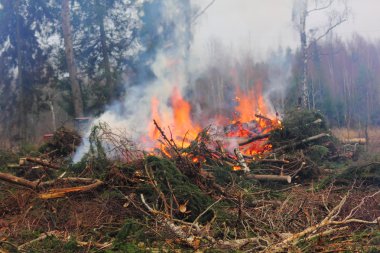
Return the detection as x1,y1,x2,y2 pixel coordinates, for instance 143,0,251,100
61,0,84,118
48,100,57,131
300,9,309,109
15,0,27,142
96,0,113,97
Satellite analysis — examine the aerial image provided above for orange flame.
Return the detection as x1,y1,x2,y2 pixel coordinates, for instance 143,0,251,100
146,87,201,149
234,81,270,123
145,81,281,157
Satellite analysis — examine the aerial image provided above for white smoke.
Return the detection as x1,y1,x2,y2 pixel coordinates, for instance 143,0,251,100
73,0,192,162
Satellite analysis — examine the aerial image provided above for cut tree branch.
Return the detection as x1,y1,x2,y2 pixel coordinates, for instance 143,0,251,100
273,133,330,153
0,172,103,199
238,133,271,146
0,172,37,189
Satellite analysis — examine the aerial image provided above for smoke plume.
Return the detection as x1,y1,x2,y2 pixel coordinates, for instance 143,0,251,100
73,0,193,161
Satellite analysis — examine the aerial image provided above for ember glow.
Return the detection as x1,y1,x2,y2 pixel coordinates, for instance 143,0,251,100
145,83,281,156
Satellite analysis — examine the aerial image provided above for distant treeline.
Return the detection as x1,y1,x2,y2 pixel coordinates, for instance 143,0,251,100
192,35,380,129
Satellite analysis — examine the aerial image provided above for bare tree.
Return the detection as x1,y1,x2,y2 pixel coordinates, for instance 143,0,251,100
292,0,348,109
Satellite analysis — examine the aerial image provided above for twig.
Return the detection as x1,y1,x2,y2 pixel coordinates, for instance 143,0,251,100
192,0,217,23
264,189,380,252
153,120,181,157
18,231,60,251
140,194,199,249
191,197,223,229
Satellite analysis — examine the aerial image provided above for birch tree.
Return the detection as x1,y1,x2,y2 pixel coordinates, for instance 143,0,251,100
292,0,348,109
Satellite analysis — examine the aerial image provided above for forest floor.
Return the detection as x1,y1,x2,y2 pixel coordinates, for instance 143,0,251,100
0,112,379,253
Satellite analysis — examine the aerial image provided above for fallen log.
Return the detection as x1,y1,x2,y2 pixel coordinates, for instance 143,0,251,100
341,138,366,145
0,172,37,189
26,157,61,170
273,133,330,153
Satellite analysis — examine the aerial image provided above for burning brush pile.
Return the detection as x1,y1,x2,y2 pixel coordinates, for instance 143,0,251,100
128,88,330,184
0,108,379,252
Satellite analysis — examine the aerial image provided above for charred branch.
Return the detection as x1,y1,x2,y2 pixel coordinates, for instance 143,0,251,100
238,133,271,146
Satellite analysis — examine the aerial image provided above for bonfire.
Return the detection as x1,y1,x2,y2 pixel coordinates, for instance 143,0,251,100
1,91,378,253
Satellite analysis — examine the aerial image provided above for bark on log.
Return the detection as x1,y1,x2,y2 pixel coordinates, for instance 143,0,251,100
0,172,37,189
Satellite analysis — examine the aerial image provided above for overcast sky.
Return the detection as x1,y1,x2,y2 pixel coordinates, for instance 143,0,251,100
191,0,380,60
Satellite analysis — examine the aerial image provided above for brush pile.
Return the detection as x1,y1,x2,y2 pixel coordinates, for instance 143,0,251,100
0,110,379,252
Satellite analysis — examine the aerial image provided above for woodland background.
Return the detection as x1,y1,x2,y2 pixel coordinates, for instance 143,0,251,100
0,0,379,148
